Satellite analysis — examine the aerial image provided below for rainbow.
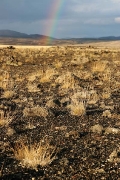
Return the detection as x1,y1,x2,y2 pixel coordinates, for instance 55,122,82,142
44,0,64,45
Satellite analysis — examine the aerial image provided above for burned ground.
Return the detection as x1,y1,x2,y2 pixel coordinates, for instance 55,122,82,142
0,46,120,179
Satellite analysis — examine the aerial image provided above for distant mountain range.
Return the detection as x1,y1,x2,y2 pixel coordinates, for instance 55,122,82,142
0,30,120,41
0,30,56,39
68,36,120,41
0,30,120,45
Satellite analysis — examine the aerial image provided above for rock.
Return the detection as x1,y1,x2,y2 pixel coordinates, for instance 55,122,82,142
53,99,61,107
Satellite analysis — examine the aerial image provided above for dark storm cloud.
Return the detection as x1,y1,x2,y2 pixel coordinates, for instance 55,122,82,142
0,0,120,37
0,0,53,22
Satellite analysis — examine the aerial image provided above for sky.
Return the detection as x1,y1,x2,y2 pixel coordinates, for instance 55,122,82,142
0,0,120,38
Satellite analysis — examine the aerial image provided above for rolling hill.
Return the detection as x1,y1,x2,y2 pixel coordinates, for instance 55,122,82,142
0,29,120,45
0,30,55,39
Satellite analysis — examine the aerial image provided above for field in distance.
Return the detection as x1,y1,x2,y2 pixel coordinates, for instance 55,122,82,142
0,39,120,48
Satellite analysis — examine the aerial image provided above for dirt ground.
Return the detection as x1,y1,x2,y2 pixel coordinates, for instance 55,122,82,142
0,45,120,179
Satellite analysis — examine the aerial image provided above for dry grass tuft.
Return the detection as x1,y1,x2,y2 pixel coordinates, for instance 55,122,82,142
40,68,57,83
0,110,12,127
0,119,7,127
90,61,107,73
23,105,48,118
68,101,86,116
102,110,112,118
27,82,40,92
13,140,56,169
54,61,63,69
2,90,14,99
56,72,75,90
90,124,103,134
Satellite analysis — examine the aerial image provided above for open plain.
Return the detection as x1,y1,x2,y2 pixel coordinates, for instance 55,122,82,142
0,44,120,179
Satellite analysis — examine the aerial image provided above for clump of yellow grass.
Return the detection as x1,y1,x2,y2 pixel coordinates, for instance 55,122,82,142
13,140,57,169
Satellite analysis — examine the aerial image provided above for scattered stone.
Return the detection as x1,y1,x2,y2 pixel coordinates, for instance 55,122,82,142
53,99,61,107
79,132,88,138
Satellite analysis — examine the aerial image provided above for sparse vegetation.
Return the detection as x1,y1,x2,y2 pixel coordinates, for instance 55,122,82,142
0,110,12,127
23,106,48,118
13,140,56,169
0,45,120,179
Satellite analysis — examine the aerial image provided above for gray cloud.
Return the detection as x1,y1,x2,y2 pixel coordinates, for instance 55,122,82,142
0,0,52,22
0,0,120,37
